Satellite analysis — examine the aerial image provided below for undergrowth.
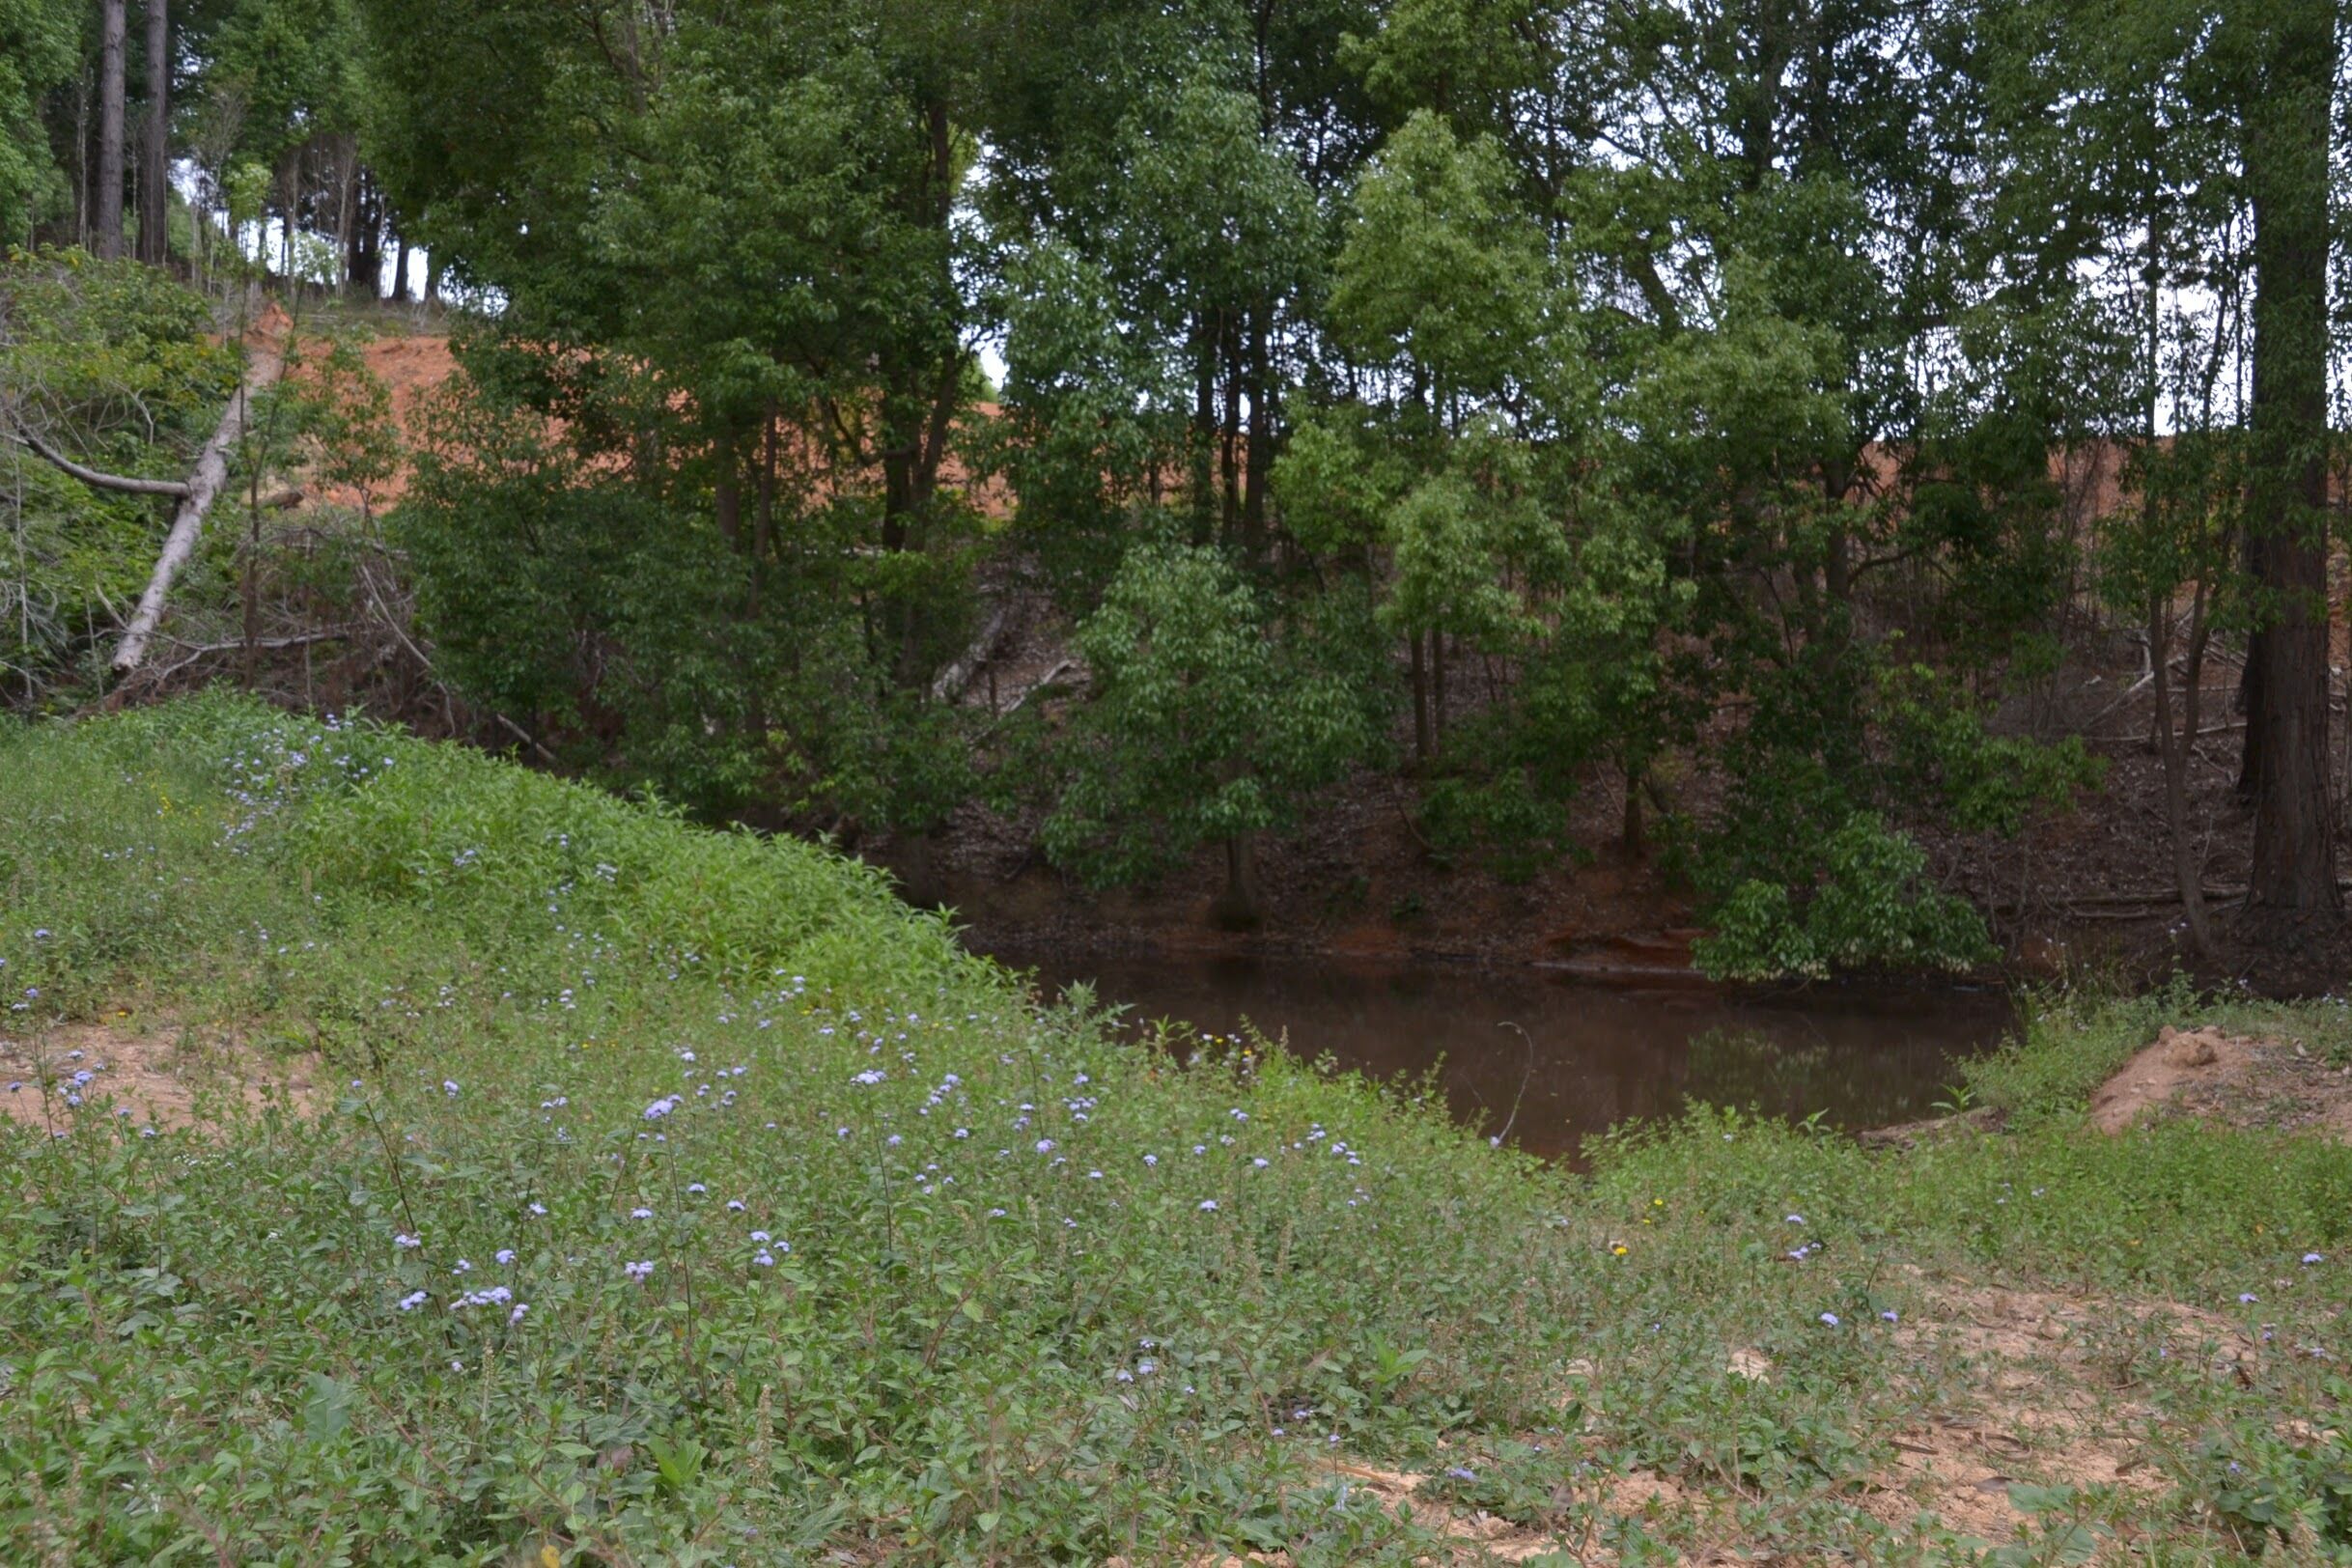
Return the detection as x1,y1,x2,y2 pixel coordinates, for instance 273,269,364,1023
0,695,2347,1564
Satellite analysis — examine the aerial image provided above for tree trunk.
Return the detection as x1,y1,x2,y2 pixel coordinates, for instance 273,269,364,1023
2150,593,2216,956
1621,761,1645,856
391,238,411,301
1219,314,1242,543
1210,833,1264,930
1241,301,1273,562
345,174,367,291
1431,630,1447,742
753,403,776,611
96,0,127,259
3,423,189,496
1409,630,1432,765
2240,0,2339,916
138,0,167,266
2236,551,2266,804
713,431,742,549
1190,312,1217,545
111,298,286,676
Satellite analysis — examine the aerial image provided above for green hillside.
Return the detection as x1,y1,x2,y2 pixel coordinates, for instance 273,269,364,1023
1,699,2347,1563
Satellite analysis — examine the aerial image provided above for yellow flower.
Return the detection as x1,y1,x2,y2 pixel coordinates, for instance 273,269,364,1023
1610,1244,1629,1256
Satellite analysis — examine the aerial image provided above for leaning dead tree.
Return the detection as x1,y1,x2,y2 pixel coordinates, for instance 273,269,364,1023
4,286,288,681
109,327,286,677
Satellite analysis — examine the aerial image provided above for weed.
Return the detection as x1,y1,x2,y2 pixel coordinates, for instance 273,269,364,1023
2,696,2348,1562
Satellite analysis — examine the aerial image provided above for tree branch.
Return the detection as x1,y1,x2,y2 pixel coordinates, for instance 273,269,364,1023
3,423,191,498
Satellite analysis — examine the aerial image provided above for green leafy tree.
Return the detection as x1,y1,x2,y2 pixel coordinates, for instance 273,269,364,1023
1043,542,1376,928
0,0,77,242
369,0,988,834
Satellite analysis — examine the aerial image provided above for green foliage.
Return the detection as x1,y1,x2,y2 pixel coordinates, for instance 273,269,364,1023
280,327,403,508
1694,814,1996,982
1043,542,1377,886
1416,768,1569,884
0,0,76,240
6,705,2352,1559
368,0,989,836
0,250,238,703
197,0,373,170
2190,1396,2352,1559
399,394,770,814
1330,112,1551,404
1878,664,2107,835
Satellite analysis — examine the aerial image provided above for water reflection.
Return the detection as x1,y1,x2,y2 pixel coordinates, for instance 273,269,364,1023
996,953,2015,1162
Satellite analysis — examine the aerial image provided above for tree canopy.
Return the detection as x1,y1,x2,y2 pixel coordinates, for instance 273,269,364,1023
4,0,2347,970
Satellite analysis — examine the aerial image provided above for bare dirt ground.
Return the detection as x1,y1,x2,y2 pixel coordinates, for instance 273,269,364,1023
2089,1023,2352,1141
1142,1269,2251,1563
0,1010,320,1133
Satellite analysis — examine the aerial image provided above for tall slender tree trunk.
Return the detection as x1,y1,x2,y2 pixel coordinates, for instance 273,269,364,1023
138,0,167,265
71,75,89,245
1190,322,1216,545
1219,314,1242,543
1409,630,1432,765
1241,302,1273,562
96,0,127,259
2241,0,2339,916
1431,630,1447,742
2151,591,2217,955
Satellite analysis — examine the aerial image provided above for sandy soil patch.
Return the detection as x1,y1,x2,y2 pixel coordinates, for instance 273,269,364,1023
2091,1024,2352,1139
1276,1278,2247,1562
0,1011,321,1133
1854,1274,2246,1540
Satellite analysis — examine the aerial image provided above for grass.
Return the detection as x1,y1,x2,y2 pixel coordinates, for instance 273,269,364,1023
1,693,2348,1564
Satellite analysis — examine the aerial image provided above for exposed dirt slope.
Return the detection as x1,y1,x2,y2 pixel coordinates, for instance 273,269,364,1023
2091,1024,2352,1141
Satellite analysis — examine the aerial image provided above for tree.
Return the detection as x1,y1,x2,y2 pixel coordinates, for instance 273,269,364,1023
97,0,127,258
369,0,991,832
2233,0,2338,917
0,249,238,698
0,0,77,243
1323,111,1561,766
139,0,167,265
1043,541,1376,928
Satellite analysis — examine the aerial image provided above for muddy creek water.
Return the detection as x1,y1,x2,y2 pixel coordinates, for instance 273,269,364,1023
990,953,2017,1162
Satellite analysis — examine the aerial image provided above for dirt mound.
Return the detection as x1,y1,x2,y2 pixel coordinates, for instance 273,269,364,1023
2091,1024,2352,1139
0,1011,320,1134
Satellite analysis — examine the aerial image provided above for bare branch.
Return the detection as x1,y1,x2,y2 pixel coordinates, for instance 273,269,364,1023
3,424,191,498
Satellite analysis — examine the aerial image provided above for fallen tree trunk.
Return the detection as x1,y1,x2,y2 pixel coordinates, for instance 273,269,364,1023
3,424,192,497
110,328,287,677
931,602,1010,705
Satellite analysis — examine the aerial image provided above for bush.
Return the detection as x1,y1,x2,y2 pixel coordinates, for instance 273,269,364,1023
1694,812,1995,981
